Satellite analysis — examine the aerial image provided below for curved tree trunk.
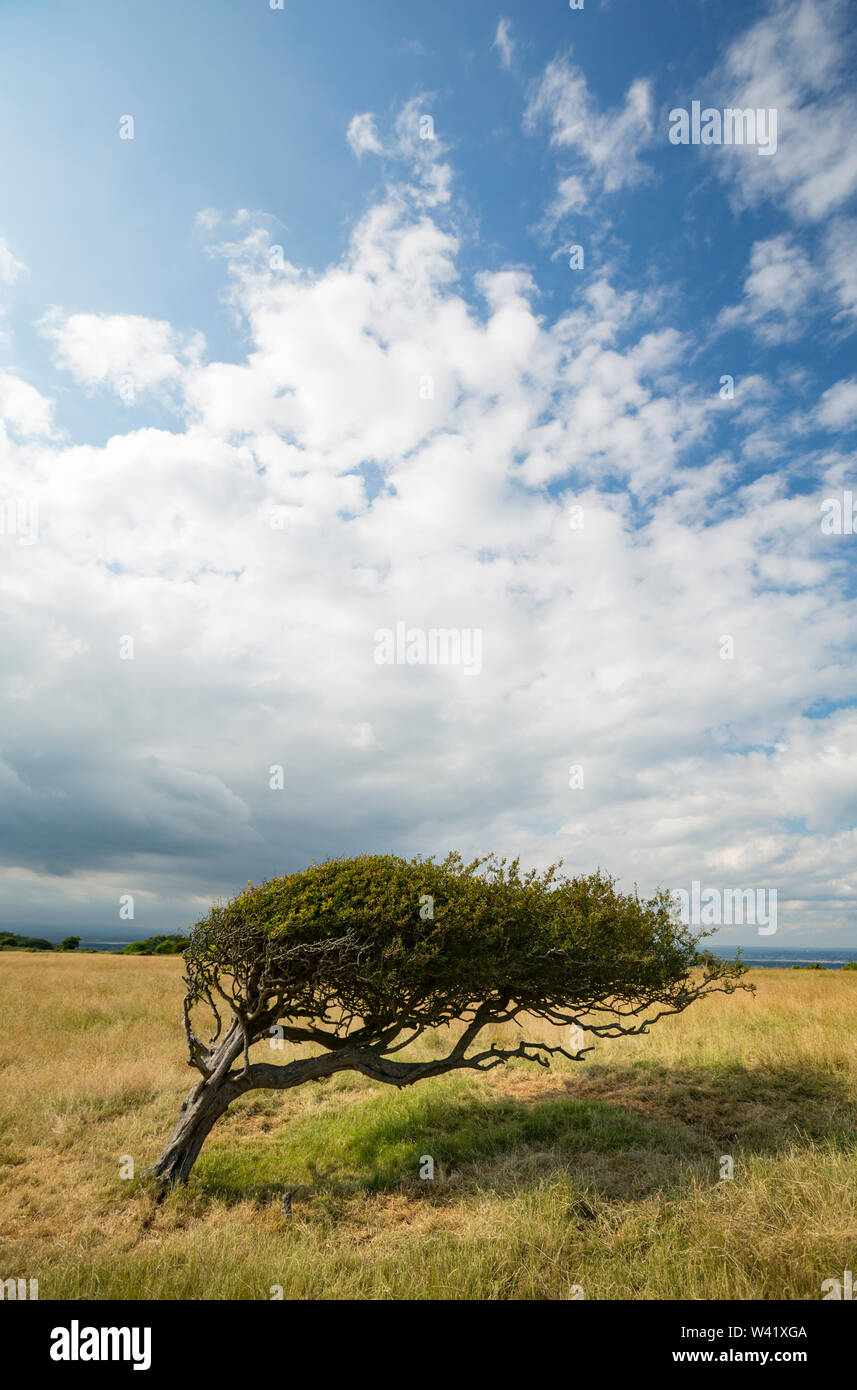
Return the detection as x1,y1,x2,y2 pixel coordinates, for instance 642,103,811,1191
147,1020,248,1189
146,1004,531,1188
147,1075,240,1188
146,1020,358,1188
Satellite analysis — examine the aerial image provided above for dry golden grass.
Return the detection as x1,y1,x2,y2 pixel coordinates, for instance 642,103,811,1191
1,951,855,1299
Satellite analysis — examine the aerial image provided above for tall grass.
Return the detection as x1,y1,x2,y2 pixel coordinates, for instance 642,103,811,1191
0,952,855,1299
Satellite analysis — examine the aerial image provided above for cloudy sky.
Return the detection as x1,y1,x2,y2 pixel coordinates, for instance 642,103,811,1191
1,0,855,947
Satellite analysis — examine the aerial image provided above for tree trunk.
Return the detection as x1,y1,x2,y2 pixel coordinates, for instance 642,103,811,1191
147,1074,240,1188
147,1021,248,1188
147,1029,451,1188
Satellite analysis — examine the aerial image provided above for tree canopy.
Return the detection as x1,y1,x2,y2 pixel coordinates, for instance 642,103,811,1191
149,853,748,1187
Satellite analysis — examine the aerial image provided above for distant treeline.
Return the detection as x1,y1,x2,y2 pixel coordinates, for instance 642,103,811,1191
793,961,857,970
0,931,187,955
119,935,187,956
0,932,81,952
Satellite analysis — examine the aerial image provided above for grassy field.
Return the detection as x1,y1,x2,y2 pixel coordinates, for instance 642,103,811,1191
0,951,855,1300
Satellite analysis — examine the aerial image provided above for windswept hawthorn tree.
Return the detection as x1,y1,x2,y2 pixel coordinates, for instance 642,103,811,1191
148,853,747,1187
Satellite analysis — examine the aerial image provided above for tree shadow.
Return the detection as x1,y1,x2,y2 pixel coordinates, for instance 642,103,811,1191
195,1059,857,1210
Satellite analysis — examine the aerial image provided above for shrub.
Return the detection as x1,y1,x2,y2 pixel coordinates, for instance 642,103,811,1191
121,934,187,956
148,853,749,1187
0,932,57,951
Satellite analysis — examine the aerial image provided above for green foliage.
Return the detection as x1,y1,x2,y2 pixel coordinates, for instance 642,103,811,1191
121,934,188,956
791,962,825,970
0,931,58,951
59,936,80,952
841,962,857,971
185,853,746,1036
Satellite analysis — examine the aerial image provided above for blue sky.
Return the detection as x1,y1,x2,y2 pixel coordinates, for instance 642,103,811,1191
5,0,852,442
1,0,856,946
